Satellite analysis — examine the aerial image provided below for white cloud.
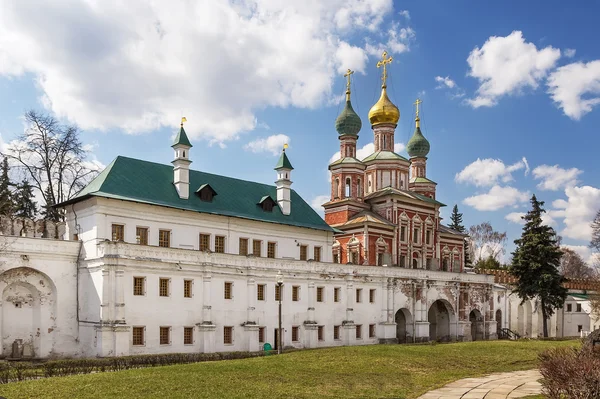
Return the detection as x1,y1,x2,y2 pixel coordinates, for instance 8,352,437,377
463,185,530,211
532,164,582,191
455,157,529,187
0,0,398,144
244,134,290,156
505,212,525,224
335,41,368,74
310,195,330,216
552,185,600,241
466,31,561,108
398,10,410,19
435,76,456,89
564,48,576,58
365,22,415,56
562,245,597,265
547,60,600,120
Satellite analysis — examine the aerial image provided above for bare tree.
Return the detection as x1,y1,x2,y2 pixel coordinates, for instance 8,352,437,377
559,247,595,279
2,110,100,221
469,222,507,264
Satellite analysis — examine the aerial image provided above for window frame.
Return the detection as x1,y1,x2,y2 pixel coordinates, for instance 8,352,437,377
275,284,282,302
356,324,362,339
267,242,276,258
199,233,211,251
313,246,322,262
158,229,171,248
257,284,266,301
159,326,171,345
133,276,146,296
239,238,249,256
369,324,376,338
291,326,299,342
258,327,265,344
317,325,324,341
111,224,124,242
214,235,225,253
136,226,148,245
300,245,308,261
316,286,324,303
253,240,262,257
334,287,341,302
132,326,145,346
224,281,233,300
356,288,362,303
333,325,341,340
184,326,194,345
369,289,376,304
183,279,193,298
159,278,170,297
223,326,234,345
292,285,300,302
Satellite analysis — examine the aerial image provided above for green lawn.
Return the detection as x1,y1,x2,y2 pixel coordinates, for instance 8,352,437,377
0,340,576,399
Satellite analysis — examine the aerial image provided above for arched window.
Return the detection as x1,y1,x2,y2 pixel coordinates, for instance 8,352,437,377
345,178,351,198
334,178,340,199
412,258,418,269
442,258,449,272
357,178,362,198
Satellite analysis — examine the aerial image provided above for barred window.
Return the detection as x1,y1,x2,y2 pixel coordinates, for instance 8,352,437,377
292,285,300,301
258,327,265,343
253,240,262,257
224,282,233,299
356,324,362,339
136,227,148,245
239,238,248,255
199,234,210,251
351,251,359,264
215,236,225,253
334,287,341,302
300,245,308,260
333,254,339,264
257,284,265,301
159,229,170,247
184,327,194,345
292,326,299,342
318,326,324,341
334,325,340,340
356,288,362,303
316,287,324,303
275,285,282,301
267,242,276,258
159,278,170,297
160,326,170,345
313,247,321,262
184,280,193,298
112,224,124,241
224,326,233,344
133,277,145,296
369,324,376,338
132,327,145,346
369,289,376,303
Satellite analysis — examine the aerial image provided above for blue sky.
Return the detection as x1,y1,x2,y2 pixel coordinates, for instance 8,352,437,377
1,0,599,263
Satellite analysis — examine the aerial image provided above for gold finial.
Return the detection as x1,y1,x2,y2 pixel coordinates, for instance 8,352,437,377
181,116,187,127
343,69,354,101
376,51,393,88
414,98,422,128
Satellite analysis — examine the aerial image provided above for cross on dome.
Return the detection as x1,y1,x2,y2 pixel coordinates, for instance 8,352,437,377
376,51,393,88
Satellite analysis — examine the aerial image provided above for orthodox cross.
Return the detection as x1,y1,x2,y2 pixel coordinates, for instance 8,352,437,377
414,98,422,118
376,51,393,87
344,69,354,91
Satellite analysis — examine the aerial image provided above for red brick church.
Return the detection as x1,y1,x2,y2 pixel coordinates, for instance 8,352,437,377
323,53,466,270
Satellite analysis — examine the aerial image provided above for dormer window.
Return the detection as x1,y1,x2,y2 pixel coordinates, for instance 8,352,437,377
196,184,218,202
258,195,277,212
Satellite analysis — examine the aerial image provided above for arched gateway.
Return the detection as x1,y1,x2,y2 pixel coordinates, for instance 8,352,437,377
395,308,412,343
428,300,455,341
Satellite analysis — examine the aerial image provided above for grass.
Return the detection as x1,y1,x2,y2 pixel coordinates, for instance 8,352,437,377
0,340,577,399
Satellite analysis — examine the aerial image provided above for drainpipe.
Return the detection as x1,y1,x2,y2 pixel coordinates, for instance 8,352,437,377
455,282,459,341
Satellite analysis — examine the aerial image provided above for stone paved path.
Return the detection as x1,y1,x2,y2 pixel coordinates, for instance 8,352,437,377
417,369,542,399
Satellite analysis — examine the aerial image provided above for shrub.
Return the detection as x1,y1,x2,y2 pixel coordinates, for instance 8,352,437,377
539,345,600,398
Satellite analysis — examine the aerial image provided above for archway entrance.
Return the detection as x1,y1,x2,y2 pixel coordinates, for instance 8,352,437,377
395,308,412,343
496,309,502,336
469,309,484,341
428,300,454,341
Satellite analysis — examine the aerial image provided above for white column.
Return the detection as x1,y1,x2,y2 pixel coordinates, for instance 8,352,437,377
203,274,212,323
199,272,216,353
115,269,125,323
247,278,256,323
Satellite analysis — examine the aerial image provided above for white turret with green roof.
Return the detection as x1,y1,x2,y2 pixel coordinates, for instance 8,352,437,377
275,145,293,215
172,117,193,199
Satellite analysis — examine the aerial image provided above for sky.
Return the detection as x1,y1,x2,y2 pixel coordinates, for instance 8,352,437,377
0,0,599,264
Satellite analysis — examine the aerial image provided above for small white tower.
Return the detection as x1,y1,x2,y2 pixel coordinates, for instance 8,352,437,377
172,117,192,199
274,144,293,216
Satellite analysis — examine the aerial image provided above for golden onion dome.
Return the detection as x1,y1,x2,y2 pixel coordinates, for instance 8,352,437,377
368,85,400,126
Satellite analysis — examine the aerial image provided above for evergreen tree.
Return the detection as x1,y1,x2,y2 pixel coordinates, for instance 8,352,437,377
0,157,14,216
14,179,37,219
510,194,567,337
448,204,471,267
41,185,60,221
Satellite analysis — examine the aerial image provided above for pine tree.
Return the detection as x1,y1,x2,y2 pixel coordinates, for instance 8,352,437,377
41,185,60,222
448,204,471,267
510,194,567,337
14,180,37,219
0,157,14,216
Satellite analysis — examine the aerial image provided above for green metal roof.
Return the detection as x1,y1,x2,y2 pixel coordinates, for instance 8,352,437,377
173,126,193,148
274,151,294,170
59,156,331,232
329,157,364,167
335,100,362,137
407,126,430,158
410,176,437,185
362,151,408,163
365,186,446,207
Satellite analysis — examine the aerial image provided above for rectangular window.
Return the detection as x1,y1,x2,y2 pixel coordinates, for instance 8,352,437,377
400,225,406,242
184,279,193,298
267,242,276,258
426,258,432,270
426,229,432,245
132,326,145,346
275,285,282,301
215,236,225,253
400,255,406,268
136,227,148,245
369,289,376,303
224,282,233,300
313,246,321,262
112,224,124,241
356,288,362,303
258,327,265,343
300,245,308,260
184,327,194,345
369,324,376,338
159,278,170,297
334,325,340,340
292,285,300,302
577,303,582,312
239,238,248,256
334,287,341,302
160,326,170,345
159,229,170,247
257,284,265,301
567,304,572,312
413,228,419,244
253,240,262,257
333,253,339,264
133,277,145,296
318,326,324,341
377,253,384,266
578,325,583,332
316,287,324,303
224,326,233,345
356,324,362,339
199,234,210,251
292,326,299,342
351,251,359,264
